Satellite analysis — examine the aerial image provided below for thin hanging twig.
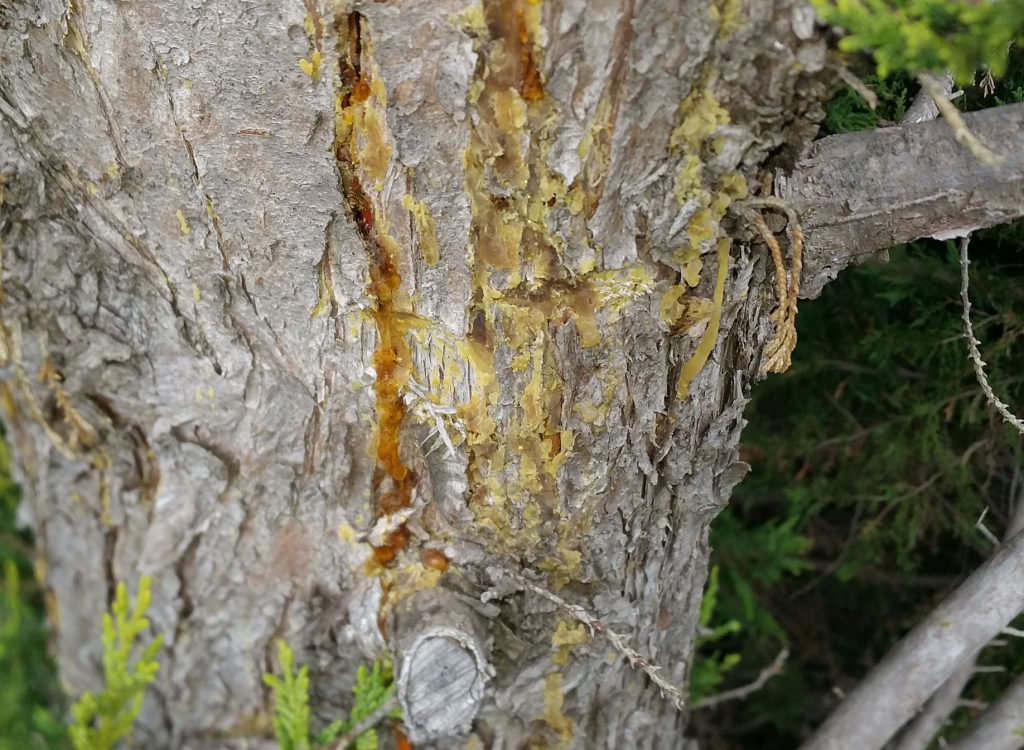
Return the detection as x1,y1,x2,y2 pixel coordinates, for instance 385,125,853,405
959,235,1024,435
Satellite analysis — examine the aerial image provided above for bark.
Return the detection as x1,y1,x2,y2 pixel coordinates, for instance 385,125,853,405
890,660,975,750
781,101,1024,299
945,671,1024,750
0,1,1020,749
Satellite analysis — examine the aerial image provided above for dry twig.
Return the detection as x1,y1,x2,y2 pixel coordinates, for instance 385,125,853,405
945,672,1024,750
917,72,998,166
694,648,789,710
798,529,1024,750
835,65,879,110
960,235,1024,435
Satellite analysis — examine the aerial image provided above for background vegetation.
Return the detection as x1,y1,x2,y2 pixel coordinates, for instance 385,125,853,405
1,33,1022,750
692,44,1024,748
0,433,67,750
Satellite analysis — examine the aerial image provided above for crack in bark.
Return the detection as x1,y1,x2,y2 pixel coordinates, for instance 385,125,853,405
302,400,322,476
0,90,228,373
331,10,417,567
574,0,635,220
102,525,118,607
152,56,232,272
458,0,581,571
62,7,129,166
170,422,241,486
311,213,342,322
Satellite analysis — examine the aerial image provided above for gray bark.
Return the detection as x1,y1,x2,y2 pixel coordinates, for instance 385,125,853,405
890,660,976,750
945,671,1024,750
781,101,1024,299
1,1,1022,749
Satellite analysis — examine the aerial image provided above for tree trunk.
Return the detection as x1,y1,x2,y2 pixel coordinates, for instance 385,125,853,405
3,1,1015,748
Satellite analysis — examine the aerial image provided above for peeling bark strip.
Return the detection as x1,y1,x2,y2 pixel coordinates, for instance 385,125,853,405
332,11,417,566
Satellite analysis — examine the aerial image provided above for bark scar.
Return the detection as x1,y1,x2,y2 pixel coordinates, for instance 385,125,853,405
332,11,417,567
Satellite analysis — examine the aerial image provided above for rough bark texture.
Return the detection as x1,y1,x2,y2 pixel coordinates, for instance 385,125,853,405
0,0,865,747
781,101,1024,299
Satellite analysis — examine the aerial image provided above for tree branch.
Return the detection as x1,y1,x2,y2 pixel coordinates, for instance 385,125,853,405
890,660,976,750
779,102,1024,299
945,671,1024,750
798,529,1024,750
693,648,789,710
900,71,955,125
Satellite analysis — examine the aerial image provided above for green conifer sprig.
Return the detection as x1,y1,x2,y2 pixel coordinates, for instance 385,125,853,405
812,0,1024,82
263,641,312,750
68,576,163,750
263,642,398,750
314,660,398,750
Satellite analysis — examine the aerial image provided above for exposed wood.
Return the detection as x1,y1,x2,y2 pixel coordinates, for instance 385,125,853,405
388,587,492,741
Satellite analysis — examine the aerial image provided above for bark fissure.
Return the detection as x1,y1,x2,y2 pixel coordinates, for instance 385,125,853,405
152,58,231,273
332,10,418,568
11,1,1015,747
63,7,129,166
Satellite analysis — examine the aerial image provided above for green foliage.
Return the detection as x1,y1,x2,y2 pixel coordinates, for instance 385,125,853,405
314,659,399,750
812,0,1024,82
704,231,1024,747
264,641,312,750
0,434,68,750
689,566,743,703
822,73,912,133
1,560,69,750
712,515,813,643
264,642,398,750
69,577,163,750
